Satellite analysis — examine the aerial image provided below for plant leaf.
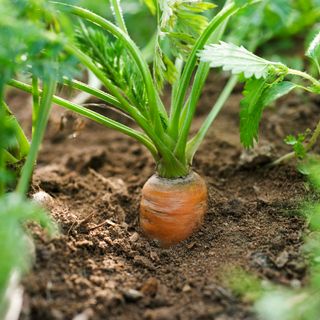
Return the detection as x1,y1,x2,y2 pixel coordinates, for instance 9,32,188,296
153,43,177,92
240,78,268,147
268,0,292,25
159,0,215,59
76,25,148,109
153,0,215,90
240,80,296,148
200,41,286,79
306,30,320,61
260,81,296,107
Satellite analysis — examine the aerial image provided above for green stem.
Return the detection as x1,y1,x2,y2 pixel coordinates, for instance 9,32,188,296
175,63,209,162
271,115,320,166
51,3,185,176
271,151,295,166
168,2,239,140
110,0,128,33
9,79,186,178
63,78,123,110
32,76,40,137
171,58,184,106
8,79,159,161
66,45,141,116
64,49,181,172
3,149,19,163
54,99,160,160
288,68,320,87
306,119,320,151
16,78,57,195
64,45,162,144
314,59,320,76
0,150,4,196
2,101,30,159
186,75,239,163
174,0,236,161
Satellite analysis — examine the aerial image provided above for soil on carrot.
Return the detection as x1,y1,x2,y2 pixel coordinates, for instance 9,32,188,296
11,75,320,320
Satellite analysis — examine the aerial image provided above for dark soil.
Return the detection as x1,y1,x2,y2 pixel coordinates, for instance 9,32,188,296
10,75,320,320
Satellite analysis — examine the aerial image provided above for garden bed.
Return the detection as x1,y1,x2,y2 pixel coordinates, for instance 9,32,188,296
15,76,320,320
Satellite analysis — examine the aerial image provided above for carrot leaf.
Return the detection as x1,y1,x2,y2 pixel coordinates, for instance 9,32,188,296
240,79,296,148
199,41,287,79
76,25,148,109
159,0,216,59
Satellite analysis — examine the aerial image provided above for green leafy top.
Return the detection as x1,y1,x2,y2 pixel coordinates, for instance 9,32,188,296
159,0,216,45
3,0,276,180
154,0,216,91
76,25,148,111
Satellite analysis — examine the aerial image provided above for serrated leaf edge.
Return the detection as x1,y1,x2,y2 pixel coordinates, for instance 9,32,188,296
306,31,320,59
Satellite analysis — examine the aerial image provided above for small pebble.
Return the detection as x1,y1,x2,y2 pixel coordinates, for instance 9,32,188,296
144,307,177,320
32,191,55,209
275,250,289,268
72,309,93,320
123,289,143,302
182,284,191,293
129,232,139,242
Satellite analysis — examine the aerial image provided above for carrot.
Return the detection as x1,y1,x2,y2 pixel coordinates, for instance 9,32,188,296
140,172,208,247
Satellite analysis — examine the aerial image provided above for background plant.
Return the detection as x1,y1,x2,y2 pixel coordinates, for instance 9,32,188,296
0,110,57,319
199,30,320,163
0,0,76,317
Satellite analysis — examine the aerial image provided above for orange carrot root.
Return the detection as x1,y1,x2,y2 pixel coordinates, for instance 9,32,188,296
140,171,208,247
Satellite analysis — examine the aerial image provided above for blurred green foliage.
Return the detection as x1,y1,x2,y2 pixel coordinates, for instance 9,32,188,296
0,193,57,318
0,1,62,317
0,108,57,318
218,0,320,69
0,0,80,86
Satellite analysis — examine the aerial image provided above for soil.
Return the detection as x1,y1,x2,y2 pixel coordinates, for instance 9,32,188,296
9,75,320,320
